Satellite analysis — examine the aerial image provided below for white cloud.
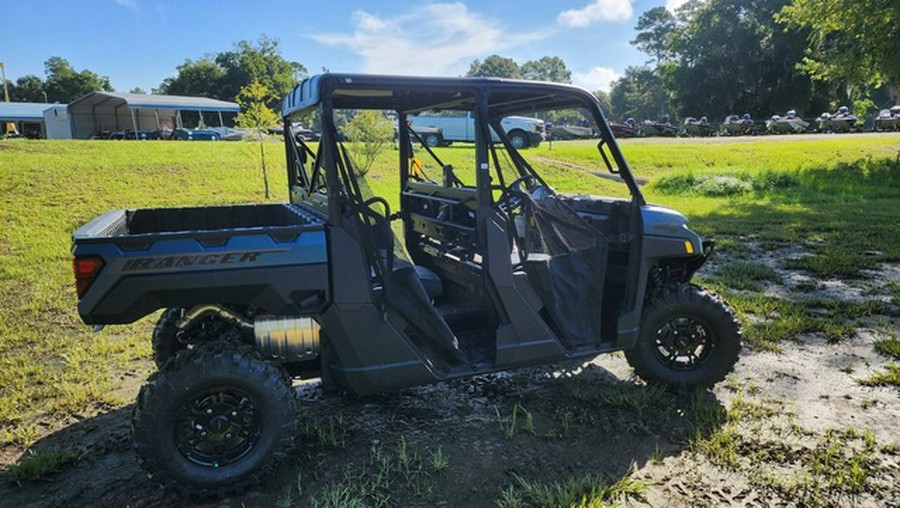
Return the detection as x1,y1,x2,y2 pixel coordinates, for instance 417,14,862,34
114,0,140,12
311,3,546,76
573,66,621,92
665,0,691,11
557,0,633,28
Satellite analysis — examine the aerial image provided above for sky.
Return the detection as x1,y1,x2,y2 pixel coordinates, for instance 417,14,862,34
1,0,692,95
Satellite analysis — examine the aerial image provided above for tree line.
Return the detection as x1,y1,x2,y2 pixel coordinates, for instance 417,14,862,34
613,0,898,122
3,0,896,122
4,36,304,110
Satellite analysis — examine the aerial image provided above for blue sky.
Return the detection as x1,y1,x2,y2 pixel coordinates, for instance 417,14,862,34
2,0,688,94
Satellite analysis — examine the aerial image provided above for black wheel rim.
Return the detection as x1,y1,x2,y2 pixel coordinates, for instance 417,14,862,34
653,316,713,370
174,387,262,468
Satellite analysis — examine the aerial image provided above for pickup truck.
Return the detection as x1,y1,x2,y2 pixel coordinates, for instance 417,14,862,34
408,111,545,148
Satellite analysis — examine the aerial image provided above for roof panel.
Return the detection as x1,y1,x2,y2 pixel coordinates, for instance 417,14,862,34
68,92,240,112
0,102,55,121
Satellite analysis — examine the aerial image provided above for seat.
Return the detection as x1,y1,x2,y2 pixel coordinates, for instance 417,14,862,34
412,265,442,300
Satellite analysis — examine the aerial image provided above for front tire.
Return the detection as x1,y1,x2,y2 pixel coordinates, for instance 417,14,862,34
132,342,297,497
626,284,741,389
508,130,529,149
423,133,442,148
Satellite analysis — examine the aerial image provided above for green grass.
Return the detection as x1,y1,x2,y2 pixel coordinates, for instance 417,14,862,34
0,135,898,457
874,338,900,360
496,469,647,508
305,436,443,507
859,364,900,387
710,261,780,291
0,140,283,447
3,448,77,483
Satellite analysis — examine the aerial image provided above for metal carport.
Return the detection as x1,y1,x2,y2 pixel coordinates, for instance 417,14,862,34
65,92,240,139
0,102,54,137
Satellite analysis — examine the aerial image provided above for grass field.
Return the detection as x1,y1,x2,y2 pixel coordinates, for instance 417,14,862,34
0,135,898,503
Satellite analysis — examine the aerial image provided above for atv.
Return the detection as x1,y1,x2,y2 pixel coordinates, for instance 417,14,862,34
874,106,900,132
721,114,757,136
817,106,860,133
71,74,741,497
766,110,809,134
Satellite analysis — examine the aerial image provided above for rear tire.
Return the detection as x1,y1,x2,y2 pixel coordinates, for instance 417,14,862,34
152,308,186,368
152,307,250,368
626,284,741,389
132,342,297,498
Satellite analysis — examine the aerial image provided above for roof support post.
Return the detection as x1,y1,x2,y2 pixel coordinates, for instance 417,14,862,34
217,111,224,127
114,103,123,131
130,108,139,140
176,111,183,129
154,110,160,131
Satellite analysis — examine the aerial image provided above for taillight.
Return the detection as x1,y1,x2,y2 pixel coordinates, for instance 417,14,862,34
73,256,104,299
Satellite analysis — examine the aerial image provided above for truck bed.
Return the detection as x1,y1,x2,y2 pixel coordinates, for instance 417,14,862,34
72,203,329,324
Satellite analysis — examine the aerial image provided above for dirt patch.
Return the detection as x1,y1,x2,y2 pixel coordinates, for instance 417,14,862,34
2,256,899,507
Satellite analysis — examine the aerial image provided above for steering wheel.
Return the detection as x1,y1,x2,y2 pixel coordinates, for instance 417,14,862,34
494,174,538,215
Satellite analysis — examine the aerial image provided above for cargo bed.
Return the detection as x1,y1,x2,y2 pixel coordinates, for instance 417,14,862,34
72,203,330,324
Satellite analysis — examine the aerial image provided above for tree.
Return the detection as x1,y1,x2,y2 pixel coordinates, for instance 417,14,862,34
158,36,306,109
778,0,900,92
593,90,612,116
631,6,676,63
215,36,306,109
343,111,393,176
235,81,279,199
520,56,572,83
43,57,113,102
9,75,45,102
129,87,147,94
467,55,521,79
609,66,670,121
662,0,829,119
157,59,225,98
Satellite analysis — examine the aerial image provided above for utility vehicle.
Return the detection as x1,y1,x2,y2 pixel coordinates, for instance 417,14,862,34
71,73,741,497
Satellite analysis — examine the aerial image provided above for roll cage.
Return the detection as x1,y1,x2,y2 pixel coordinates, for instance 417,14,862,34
282,74,646,357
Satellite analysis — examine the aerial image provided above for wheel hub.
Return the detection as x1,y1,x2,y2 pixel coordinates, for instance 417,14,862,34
654,316,713,370
175,388,261,467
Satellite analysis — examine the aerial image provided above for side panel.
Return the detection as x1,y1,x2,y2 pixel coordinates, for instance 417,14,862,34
75,230,329,324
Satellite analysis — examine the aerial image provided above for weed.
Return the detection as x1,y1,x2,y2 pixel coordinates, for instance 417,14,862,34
559,412,571,436
858,364,900,387
429,448,449,473
3,448,77,483
596,384,667,415
874,338,900,360
651,443,663,465
299,414,348,448
276,486,295,508
522,407,536,435
308,437,439,507
496,467,647,508
691,424,741,469
495,404,523,440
